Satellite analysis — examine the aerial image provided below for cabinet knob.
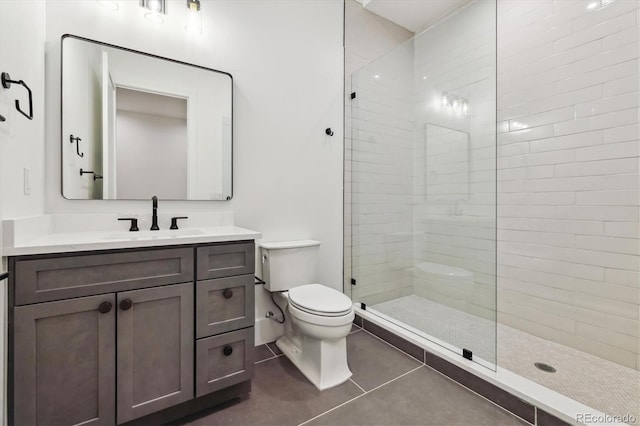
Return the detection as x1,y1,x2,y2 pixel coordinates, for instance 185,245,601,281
98,301,112,314
120,299,133,311
223,289,233,299
223,345,233,356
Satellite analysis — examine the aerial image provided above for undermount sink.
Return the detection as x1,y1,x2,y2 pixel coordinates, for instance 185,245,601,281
102,229,205,240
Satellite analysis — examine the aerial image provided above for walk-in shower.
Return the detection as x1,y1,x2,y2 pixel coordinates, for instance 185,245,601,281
346,0,639,421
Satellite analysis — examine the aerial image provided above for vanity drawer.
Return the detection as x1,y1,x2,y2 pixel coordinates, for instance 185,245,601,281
196,275,255,338
14,248,194,305
196,242,255,280
196,328,254,397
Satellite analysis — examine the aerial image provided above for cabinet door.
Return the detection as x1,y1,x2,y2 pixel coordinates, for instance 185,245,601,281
116,283,194,424
13,294,116,426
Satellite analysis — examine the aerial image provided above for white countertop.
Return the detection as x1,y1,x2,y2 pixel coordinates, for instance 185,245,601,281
3,213,261,256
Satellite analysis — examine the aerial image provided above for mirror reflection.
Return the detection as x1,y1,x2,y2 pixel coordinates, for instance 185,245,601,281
61,35,233,200
425,123,470,202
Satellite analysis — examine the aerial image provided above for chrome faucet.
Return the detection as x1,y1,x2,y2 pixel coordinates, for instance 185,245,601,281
151,196,159,230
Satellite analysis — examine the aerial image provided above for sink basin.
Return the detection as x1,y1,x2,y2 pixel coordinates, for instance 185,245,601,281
103,229,205,240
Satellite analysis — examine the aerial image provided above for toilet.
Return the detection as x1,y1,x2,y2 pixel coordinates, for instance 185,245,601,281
260,240,354,390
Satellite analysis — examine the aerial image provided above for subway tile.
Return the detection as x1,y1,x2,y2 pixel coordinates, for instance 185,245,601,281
576,141,640,161
604,268,640,286
528,130,603,153
575,277,640,303
553,108,638,136
553,11,636,53
603,123,639,143
575,235,640,255
575,91,640,118
603,74,640,97
604,220,640,237
605,314,640,338
554,157,637,177
572,0,640,32
575,190,639,206
575,322,639,352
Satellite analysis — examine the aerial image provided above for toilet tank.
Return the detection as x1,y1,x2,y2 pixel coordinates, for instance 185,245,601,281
260,240,321,292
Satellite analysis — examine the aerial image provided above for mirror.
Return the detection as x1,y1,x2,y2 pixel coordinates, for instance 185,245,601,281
61,35,232,200
425,123,470,202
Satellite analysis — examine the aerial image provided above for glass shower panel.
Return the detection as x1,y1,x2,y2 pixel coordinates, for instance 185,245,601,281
350,0,497,368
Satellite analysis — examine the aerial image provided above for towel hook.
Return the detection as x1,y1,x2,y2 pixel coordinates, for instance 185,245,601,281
80,168,102,181
1,72,33,120
70,135,84,157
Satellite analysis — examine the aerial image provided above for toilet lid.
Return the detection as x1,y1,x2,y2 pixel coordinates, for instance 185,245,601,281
288,284,353,317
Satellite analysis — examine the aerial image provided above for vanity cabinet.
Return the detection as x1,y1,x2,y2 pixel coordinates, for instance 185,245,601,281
9,241,255,426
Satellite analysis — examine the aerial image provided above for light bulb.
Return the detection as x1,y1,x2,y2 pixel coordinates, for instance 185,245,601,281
185,0,203,34
148,0,161,12
96,0,119,11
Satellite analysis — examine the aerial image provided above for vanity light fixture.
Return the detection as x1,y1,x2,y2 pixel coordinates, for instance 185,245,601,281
140,0,166,23
96,0,119,11
185,0,203,34
441,91,469,116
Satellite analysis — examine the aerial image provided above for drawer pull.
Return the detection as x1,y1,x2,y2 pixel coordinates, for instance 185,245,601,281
223,345,233,356
223,289,233,299
98,301,112,314
120,299,133,311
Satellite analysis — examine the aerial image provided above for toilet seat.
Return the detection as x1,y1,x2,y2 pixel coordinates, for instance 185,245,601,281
288,284,353,317
288,301,354,327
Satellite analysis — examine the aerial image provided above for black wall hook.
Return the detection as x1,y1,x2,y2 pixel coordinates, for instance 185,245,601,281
325,128,334,136
70,135,84,157
80,168,102,181
1,72,33,120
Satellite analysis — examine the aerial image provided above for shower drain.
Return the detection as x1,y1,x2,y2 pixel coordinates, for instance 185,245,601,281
534,362,556,373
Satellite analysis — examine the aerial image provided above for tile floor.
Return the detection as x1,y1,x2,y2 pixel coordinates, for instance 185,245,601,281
177,325,527,426
372,295,640,421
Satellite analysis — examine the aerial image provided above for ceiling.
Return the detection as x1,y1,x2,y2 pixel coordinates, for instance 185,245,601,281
355,0,471,33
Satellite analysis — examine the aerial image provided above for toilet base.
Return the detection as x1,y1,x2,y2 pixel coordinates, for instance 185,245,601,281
276,334,352,391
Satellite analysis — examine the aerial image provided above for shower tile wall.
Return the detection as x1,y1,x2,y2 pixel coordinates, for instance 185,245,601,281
497,0,640,369
345,0,413,305
349,42,415,306
412,0,497,322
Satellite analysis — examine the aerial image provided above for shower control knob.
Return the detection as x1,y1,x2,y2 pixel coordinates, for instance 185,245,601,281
223,345,233,356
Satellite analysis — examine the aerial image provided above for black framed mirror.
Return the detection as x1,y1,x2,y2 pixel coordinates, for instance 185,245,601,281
61,34,233,200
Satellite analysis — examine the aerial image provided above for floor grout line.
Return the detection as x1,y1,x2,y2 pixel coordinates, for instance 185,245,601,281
296,365,425,426
265,343,278,357
254,355,277,365
349,378,366,394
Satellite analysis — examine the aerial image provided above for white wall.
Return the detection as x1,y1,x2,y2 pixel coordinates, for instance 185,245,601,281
0,0,344,348
0,2,46,424
497,0,640,369
116,110,188,199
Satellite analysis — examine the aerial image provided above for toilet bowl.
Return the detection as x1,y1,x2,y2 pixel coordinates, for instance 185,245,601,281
260,241,354,390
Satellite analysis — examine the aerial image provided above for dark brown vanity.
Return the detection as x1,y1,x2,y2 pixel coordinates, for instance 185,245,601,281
7,240,256,425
